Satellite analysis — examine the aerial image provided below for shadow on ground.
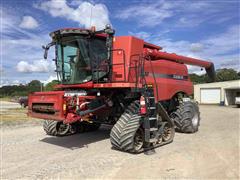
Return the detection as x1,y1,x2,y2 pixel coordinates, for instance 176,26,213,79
40,126,111,150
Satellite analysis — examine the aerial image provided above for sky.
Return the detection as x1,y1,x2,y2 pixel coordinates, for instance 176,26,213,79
1,0,240,86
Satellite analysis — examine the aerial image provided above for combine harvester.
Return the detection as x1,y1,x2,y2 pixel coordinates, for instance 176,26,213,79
28,25,215,153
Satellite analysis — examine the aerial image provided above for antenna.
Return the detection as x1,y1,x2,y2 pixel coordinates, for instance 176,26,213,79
89,4,93,28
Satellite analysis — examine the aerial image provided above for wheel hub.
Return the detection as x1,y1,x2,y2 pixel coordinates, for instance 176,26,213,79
162,124,174,142
57,122,70,135
133,129,144,152
192,113,199,127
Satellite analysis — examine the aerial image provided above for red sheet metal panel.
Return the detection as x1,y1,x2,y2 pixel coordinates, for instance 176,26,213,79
28,91,65,121
112,36,144,82
144,59,193,101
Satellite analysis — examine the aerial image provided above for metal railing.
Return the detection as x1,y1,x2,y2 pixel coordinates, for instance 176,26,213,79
92,49,143,85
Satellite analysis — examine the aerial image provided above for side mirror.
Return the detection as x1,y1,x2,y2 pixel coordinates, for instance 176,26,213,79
42,45,48,59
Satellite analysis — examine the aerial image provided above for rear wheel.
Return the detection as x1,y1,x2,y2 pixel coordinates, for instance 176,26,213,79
43,120,101,136
43,120,70,136
170,101,200,133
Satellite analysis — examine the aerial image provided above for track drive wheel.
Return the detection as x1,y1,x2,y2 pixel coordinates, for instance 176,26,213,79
110,101,144,153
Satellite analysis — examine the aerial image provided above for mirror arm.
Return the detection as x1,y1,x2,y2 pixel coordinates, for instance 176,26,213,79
42,42,55,59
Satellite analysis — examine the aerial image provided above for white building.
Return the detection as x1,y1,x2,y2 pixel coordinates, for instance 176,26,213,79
194,80,240,106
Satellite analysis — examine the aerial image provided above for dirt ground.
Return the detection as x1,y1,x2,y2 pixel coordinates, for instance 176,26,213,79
1,101,239,179
0,101,41,127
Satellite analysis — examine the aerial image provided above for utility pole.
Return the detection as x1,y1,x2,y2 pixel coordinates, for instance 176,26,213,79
40,83,44,92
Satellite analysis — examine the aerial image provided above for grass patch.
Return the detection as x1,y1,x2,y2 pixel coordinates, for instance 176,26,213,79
0,107,42,126
0,97,12,102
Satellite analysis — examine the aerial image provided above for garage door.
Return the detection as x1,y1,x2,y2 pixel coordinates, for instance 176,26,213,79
200,88,221,104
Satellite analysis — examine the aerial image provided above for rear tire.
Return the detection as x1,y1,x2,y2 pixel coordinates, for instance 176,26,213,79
43,120,70,136
110,101,143,153
171,101,200,133
43,120,101,136
43,120,58,136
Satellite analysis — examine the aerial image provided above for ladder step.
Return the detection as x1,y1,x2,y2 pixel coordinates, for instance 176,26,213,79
148,138,157,143
148,97,155,99
149,117,157,120
150,128,158,131
149,107,156,109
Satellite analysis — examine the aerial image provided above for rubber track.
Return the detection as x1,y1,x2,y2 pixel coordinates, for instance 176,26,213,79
110,101,142,152
171,101,200,133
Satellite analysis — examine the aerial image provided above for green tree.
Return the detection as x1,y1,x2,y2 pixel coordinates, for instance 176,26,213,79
28,80,42,92
216,68,239,82
0,84,28,97
45,80,60,91
190,68,240,84
189,73,208,84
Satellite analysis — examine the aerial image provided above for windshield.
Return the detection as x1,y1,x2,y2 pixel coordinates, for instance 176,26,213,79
56,36,108,84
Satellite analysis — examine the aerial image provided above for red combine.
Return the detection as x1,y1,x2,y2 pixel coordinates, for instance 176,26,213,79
28,25,215,153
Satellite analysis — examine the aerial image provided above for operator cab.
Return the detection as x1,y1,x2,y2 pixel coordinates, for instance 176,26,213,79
56,34,108,84
43,25,115,85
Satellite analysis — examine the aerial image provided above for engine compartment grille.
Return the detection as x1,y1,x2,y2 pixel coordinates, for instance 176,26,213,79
32,103,55,114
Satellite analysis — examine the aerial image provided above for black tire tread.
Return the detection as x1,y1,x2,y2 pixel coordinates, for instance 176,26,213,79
110,101,142,152
171,101,200,133
43,120,58,136
43,120,101,136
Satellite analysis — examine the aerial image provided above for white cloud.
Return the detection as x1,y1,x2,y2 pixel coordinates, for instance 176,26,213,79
36,0,110,29
19,16,39,29
68,0,83,6
0,79,22,87
117,1,173,27
116,1,237,28
190,43,204,52
12,80,20,85
1,7,19,34
187,65,206,75
129,31,151,40
137,25,239,71
16,60,54,73
43,75,57,85
0,80,10,87
201,25,240,56
0,66,4,73
1,9,58,85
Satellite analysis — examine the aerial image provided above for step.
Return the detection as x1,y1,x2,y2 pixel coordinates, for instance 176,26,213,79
148,138,157,143
145,127,158,131
148,117,157,121
150,128,158,131
149,107,156,110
